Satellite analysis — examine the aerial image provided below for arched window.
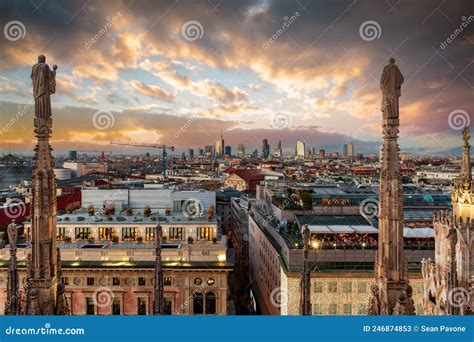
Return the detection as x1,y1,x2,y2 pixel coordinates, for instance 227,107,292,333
193,292,204,315
205,292,217,314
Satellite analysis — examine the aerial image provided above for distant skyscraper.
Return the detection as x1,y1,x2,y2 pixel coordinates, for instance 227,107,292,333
262,139,270,159
224,146,232,156
189,149,194,159
237,144,245,158
348,143,354,158
296,140,306,158
68,150,77,160
319,149,326,158
215,131,224,157
342,143,348,157
274,140,282,157
204,145,215,156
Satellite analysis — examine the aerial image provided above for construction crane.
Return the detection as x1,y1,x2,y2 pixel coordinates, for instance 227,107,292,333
110,142,174,178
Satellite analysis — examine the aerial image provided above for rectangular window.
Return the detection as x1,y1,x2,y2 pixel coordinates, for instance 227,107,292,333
98,227,115,240
62,277,69,286
164,277,172,286
145,227,155,241
328,304,337,315
328,282,337,293
164,298,173,315
358,304,367,315
122,227,138,241
357,282,367,294
87,277,95,286
75,227,91,240
113,277,120,286
138,277,146,286
313,304,323,315
56,227,66,241
342,282,352,293
137,298,147,315
343,303,352,315
86,298,95,315
314,282,323,293
197,227,212,241
168,227,185,240
112,299,121,315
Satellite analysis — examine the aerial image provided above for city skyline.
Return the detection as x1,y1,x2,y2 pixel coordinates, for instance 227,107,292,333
0,0,473,156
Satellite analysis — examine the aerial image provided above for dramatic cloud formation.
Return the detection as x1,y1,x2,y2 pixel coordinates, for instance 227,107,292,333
0,0,472,155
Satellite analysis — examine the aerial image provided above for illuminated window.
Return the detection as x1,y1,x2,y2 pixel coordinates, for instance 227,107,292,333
194,278,202,286
62,277,69,286
169,227,185,240
56,227,66,241
98,227,115,240
164,277,172,286
197,227,212,241
75,227,91,239
207,278,215,286
138,277,146,286
122,227,138,241
145,227,155,241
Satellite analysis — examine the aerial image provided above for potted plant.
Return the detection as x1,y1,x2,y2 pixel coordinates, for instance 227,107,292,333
187,236,194,244
126,208,133,216
112,236,119,244
88,205,95,216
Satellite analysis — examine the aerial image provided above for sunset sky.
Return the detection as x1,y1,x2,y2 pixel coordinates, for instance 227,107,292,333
0,0,472,156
